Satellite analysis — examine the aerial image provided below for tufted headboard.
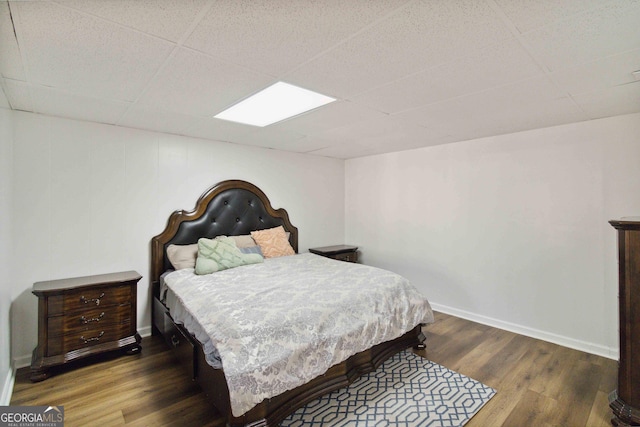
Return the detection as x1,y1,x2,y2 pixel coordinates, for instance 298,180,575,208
150,180,298,285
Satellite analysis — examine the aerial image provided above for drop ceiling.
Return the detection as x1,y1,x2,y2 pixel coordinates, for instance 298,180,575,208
1,0,639,159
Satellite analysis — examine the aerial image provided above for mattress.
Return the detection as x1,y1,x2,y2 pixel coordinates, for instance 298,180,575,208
161,274,224,368
163,253,434,417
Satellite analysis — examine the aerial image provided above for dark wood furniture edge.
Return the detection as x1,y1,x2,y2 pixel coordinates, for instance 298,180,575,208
610,390,640,426
309,245,358,255
610,219,640,230
30,334,142,379
309,245,359,263
609,218,640,427
32,271,142,294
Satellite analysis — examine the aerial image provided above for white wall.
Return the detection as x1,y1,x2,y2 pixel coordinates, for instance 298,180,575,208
346,113,640,358
10,111,345,366
8,109,638,370
0,107,14,404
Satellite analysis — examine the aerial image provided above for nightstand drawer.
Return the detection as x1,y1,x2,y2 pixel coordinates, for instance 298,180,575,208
333,251,358,263
48,321,134,355
48,285,132,315
47,304,132,336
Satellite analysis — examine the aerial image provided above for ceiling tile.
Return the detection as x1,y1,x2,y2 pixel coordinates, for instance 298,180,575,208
30,85,131,125
550,48,640,96
396,76,589,139
184,0,409,76
364,134,459,156
117,105,203,136
271,100,387,135
239,126,306,150
493,0,606,33
55,0,210,42
286,0,513,99
309,114,447,155
476,97,590,139
2,0,638,159
182,117,255,143
356,126,457,154
279,135,338,154
572,82,640,119
354,37,545,114
309,142,376,159
0,1,26,80
3,79,33,111
0,84,10,109
522,0,640,72
12,1,175,101
137,47,275,116
310,116,399,145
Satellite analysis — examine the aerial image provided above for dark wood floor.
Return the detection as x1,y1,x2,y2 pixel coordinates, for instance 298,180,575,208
11,311,617,426
421,312,617,427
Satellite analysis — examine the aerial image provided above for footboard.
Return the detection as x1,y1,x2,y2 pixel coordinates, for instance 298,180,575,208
155,298,425,427
152,273,426,426
225,324,426,427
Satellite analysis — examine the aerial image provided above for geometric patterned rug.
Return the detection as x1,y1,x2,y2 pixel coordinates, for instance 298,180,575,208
281,350,496,427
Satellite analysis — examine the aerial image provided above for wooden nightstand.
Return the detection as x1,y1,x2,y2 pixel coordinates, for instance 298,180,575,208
30,271,142,382
309,245,359,263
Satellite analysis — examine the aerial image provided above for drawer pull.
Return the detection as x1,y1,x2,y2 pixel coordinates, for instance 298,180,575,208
80,331,104,343
171,334,180,348
80,312,105,324
80,292,105,306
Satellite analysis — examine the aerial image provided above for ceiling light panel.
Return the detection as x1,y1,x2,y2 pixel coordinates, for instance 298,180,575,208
214,82,336,127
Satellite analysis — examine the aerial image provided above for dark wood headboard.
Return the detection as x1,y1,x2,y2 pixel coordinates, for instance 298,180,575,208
150,180,298,284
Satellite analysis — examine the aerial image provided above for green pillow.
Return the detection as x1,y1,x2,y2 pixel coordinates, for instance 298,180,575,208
195,236,263,275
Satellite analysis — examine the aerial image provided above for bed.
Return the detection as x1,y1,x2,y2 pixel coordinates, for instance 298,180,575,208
150,179,433,426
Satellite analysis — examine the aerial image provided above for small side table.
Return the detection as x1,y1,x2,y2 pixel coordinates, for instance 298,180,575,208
309,245,358,263
30,270,142,382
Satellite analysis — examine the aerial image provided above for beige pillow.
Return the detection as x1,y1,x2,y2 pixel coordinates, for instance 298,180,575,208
251,226,295,258
231,234,257,248
166,244,198,270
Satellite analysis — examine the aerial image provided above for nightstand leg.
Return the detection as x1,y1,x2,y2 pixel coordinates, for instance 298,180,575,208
30,368,50,382
124,333,142,355
124,344,141,355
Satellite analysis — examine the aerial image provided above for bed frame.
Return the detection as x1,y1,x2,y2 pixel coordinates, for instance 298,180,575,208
150,179,426,427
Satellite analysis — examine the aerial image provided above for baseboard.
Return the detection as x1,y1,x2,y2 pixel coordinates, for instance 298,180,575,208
1,366,15,405
430,303,619,360
14,354,30,370
139,325,152,338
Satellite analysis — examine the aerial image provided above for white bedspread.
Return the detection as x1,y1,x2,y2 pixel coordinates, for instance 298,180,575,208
164,253,434,417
